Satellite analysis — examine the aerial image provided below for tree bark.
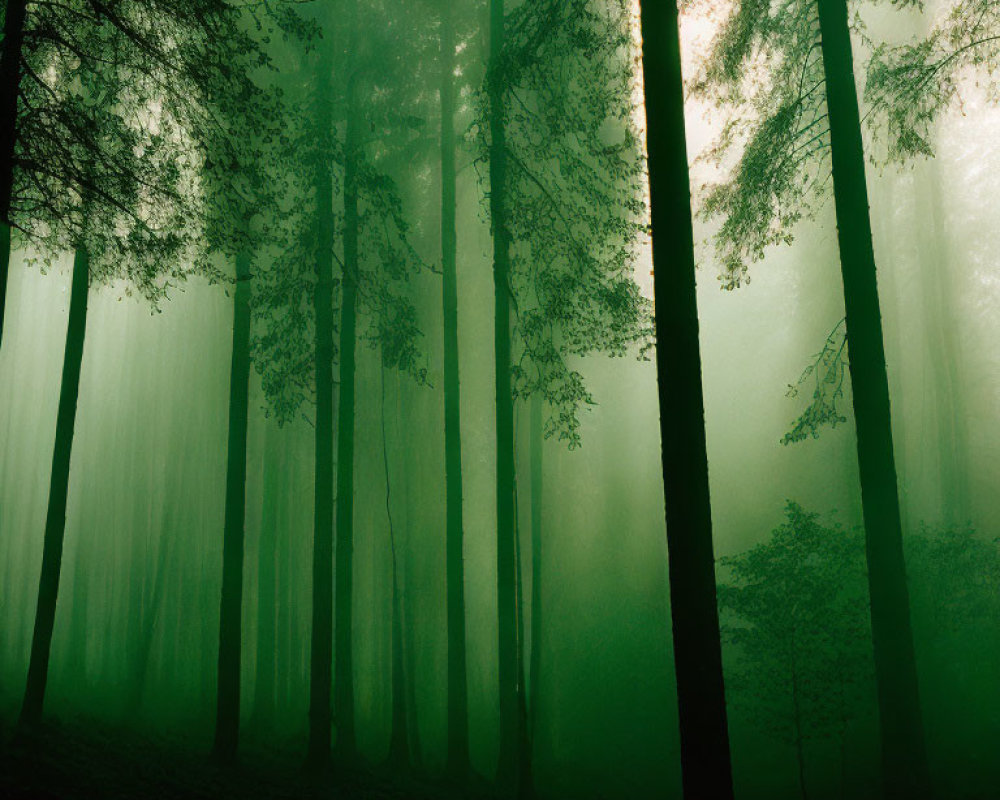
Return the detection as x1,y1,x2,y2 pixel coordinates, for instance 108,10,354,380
637,2,736,798
440,4,470,777
488,0,523,792
253,421,282,729
307,50,337,770
0,0,28,347
528,393,542,733
816,1,930,797
212,252,253,763
333,69,360,766
19,247,90,728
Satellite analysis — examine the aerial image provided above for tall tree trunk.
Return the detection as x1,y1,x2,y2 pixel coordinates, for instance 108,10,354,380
488,0,523,792
816,1,930,797
0,222,10,348
528,393,542,733
333,69,360,766
790,649,809,800
307,51,337,770
0,0,28,346
382,366,409,768
19,247,90,728
440,4,469,777
637,3,735,799
253,421,283,729
212,252,253,763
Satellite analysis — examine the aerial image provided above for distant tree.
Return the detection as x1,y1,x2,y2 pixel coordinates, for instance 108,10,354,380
249,2,427,769
638,0,735,797
718,503,875,800
12,0,305,736
691,0,932,792
13,9,286,725
480,0,650,792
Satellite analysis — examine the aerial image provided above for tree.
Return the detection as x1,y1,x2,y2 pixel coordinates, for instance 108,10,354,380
249,3,427,768
13,0,301,735
691,0,934,792
437,0,470,776
638,1,736,797
718,503,875,800
0,0,301,348
481,0,650,793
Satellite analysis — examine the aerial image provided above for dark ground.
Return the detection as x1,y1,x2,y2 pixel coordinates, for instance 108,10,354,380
0,717,495,800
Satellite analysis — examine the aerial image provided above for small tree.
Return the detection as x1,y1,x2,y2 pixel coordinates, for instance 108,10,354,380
718,503,875,799
690,1,933,792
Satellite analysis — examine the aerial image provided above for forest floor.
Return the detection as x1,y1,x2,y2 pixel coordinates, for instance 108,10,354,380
0,716,495,800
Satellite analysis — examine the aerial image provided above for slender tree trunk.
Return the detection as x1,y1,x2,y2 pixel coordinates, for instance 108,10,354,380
212,252,253,762
253,422,282,729
513,476,532,799
18,247,90,728
488,0,523,792
382,366,408,768
637,3,735,798
790,656,809,800
528,393,542,732
333,69,360,766
0,222,10,347
816,3,930,797
0,0,28,346
440,5,469,777
307,52,337,769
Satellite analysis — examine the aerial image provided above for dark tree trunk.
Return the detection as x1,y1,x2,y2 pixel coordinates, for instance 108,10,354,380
253,422,283,729
0,223,10,347
212,252,253,763
387,565,408,766
333,70,360,766
637,3,735,799
816,2,930,797
528,393,542,732
307,52,337,769
381,366,409,768
488,0,523,792
19,247,90,728
440,4,469,778
0,0,28,346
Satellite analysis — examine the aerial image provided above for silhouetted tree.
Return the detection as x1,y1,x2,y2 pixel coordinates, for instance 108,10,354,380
638,0,735,797
481,0,649,793
692,1,932,792
249,3,427,769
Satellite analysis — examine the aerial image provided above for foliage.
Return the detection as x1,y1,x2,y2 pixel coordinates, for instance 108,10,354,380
7,0,309,302
782,317,849,444
250,3,429,426
907,523,1000,659
717,503,875,749
476,0,651,448
865,0,1000,163
690,0,961,290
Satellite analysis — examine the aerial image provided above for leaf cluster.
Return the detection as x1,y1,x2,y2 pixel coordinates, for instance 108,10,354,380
717,502,875,746
477,0,651,448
